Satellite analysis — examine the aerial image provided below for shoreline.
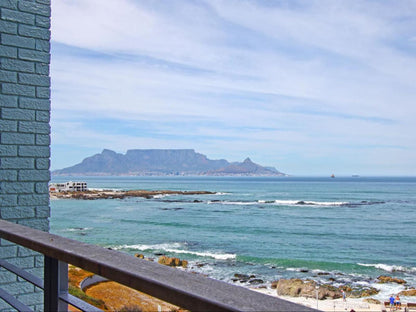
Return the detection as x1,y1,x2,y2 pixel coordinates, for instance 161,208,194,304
252,288,384,312
50,189,215,200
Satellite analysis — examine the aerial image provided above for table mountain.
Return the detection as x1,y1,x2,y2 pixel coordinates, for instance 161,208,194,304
53,149,286,176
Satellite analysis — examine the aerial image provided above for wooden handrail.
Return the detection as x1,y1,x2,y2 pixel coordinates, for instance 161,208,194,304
0,219,318,311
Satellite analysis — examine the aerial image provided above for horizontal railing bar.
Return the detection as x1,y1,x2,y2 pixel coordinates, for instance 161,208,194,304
0,259,44,289
0,219,318,312
59,293,103,312
0,288,33,312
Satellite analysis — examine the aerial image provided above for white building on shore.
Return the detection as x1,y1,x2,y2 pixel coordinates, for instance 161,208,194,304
49,181,88,192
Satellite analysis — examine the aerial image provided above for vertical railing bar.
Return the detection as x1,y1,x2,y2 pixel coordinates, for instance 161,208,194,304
58,260,69,311
44,255,59,312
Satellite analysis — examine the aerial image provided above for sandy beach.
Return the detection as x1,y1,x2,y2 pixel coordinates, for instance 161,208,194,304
253,287,386,311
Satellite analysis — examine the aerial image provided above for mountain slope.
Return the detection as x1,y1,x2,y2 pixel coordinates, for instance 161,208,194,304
53,149,286,176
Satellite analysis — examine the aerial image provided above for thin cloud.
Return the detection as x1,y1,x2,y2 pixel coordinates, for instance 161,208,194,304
50,0,416,175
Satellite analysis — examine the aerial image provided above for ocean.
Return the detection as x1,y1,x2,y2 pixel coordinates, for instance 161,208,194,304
50,176,416,301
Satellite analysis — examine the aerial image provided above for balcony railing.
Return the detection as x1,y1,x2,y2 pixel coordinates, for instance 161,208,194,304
0,219,318,311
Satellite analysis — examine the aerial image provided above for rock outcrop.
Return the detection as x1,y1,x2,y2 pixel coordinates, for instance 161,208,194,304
377,275,407,284
158,256,188,268
399,289,416,296
273,278,379,300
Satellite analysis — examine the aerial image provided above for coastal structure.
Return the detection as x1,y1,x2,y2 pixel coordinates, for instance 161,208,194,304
49,181,88,192
0,0,51,310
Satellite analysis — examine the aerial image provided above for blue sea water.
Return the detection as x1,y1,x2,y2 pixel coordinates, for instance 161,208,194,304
50,176,416,299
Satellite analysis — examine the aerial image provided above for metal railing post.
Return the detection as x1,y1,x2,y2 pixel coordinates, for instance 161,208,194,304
44,256,68,311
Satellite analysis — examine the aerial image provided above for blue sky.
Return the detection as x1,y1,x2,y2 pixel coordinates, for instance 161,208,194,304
50,0,416,176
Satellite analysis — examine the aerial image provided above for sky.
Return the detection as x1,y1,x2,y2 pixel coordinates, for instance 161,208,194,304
50,0,416,176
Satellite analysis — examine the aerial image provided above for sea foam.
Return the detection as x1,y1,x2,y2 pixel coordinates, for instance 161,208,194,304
112,242,236,260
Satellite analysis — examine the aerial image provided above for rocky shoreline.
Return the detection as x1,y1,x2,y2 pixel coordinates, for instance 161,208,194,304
50,189,215,200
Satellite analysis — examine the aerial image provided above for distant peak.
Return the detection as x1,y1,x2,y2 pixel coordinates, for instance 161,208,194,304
243,157,253,163
102,149,116,154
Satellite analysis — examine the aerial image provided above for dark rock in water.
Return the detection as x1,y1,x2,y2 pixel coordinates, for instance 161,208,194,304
249,279,264,285
317,272,330,276
234,274,250,281
154,253,164,256
193,199,202,203
300,269,309,273
296,201,306,205
158,255,188,268
377,275,407,284
329,278,336,282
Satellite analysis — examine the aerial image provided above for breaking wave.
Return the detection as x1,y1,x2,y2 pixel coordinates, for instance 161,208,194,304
112,242,236,260
358,263,416,273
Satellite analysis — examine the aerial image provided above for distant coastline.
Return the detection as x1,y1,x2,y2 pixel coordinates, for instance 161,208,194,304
52,149,288,177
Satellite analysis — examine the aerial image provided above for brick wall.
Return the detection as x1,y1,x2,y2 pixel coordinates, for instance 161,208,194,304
0,0,51,310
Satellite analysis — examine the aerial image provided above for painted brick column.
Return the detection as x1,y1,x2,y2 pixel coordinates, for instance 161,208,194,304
0,0,51,310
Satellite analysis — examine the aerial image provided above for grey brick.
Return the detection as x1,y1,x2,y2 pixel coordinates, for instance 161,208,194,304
18,24,50,40
1,33,36,49
18,218,48,231
19,97,49,110
35,110,49,121
18,246,40,257
0,145,18,156
0,94,18,107
35,38,49,52
0,239,15,246
0,270,17,283
1,281,34,296
19,48,50,63
0,169,17,181
2,83,35,96
35,181,48,193
7,256,34,269
1,8,35,25
0,45,17,57
0,194,17,206
35,158,49,169
1,58,34,73
35,206,49,218
0,0,18,9
1,206,35,219
18,145,50,157
18,1,50,17
0,245,17,258
0,182,34,194
35,62,48,75
35,134,49,145
0,120,17,132
0,69,17,82
0,20,18,34
35,15,50,28
34,255,44,267
19,120,50,134
0,132,34,145
18,194,49,206
18,72,50,86
1,107,35,120
0,157,34,169
18,169,49,181
36,86,49,98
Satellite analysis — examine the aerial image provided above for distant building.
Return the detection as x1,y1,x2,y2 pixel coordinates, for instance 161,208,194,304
49,181,88,192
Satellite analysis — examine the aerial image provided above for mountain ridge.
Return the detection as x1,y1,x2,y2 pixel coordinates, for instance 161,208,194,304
53,149,287,176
